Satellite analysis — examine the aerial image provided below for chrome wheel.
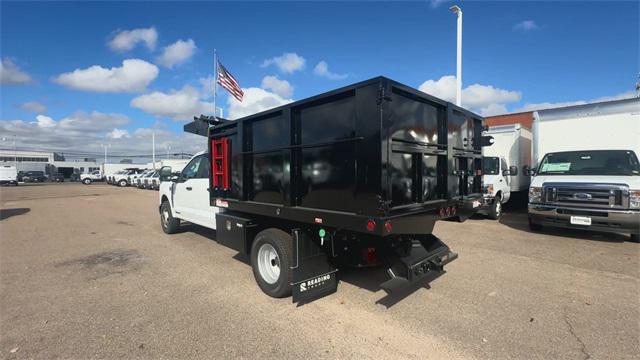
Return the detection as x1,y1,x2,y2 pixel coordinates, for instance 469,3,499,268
162,209,170,228
257,243,280,284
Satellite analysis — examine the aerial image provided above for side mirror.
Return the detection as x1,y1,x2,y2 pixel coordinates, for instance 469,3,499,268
523,166,536,177
509,165,518,176
159,166,173,182
480,135,495,147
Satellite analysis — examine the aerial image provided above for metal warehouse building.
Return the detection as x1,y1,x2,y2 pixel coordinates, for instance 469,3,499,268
0,149,100,178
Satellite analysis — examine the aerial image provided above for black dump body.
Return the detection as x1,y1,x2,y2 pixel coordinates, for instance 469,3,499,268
207,76,484,237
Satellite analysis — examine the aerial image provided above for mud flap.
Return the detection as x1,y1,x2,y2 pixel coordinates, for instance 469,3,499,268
290,229,338,304
380,235,457,292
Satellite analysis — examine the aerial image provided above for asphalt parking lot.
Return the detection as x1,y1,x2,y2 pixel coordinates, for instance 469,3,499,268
1,183,638,359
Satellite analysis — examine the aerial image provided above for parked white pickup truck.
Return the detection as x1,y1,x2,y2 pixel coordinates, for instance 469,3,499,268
80,170,103,185
158,151,218,231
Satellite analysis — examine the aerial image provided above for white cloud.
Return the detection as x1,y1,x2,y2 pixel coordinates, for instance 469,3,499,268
429,0,449,8
313,61,348,80
227,87,293,119
35,115,56,128
0,113,205,159
107,128,130,139
199,75,216,99
260,75,294,98
108,27,158,52
53,59,158,93
261,53,306,74
419,75,522,116
20,101,47,114
156,39,197,69
515,91,636,112
514,20,538,31
1,58,32,85
130,85,212,121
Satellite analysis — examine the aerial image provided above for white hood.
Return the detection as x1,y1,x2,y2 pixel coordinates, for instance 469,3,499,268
531,175,640,190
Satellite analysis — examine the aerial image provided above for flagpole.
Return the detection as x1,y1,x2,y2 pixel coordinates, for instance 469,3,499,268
213,49,218,118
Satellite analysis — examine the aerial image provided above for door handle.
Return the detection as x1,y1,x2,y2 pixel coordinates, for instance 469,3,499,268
186,186,193,191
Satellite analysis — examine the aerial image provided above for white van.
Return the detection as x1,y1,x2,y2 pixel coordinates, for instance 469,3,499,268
0,166,18,186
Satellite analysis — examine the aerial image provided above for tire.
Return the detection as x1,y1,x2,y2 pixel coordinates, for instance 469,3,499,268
529,216,543,231
160,201,180,234
118,179,127,187
83,178,91,185
250,228,292,298
630,234,640,243
487,195,502,220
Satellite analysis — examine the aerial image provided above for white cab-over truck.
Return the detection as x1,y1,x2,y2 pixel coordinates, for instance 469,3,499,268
480,124,532,219
527,98,640,242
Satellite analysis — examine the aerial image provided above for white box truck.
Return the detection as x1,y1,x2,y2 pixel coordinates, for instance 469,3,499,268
480,124,532,219
527,98,640,242
0,166,18,185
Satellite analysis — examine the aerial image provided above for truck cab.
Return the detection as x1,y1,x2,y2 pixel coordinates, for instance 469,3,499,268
159,151,218,229
528,149,640,242
113,169,144,187
479,124,532,219
80,170,103,185
481,156,512,218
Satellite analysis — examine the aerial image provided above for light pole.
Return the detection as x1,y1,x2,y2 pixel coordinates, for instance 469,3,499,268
450,5,462,107
100,143,111,164
152,132,156,169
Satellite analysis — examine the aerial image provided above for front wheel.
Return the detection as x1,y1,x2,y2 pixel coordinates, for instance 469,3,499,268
118,179,127,187
487,196,502,220
83,178,91,185
250,228,292,298
160,201,180,234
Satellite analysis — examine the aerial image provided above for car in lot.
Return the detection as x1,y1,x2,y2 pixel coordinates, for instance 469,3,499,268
145,170,163,190
22,171,47,183
50,173,65,182
136,169,155,188
111,168,145,187
80,170,103,184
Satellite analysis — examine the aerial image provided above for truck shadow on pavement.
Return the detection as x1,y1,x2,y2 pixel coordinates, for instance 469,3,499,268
183,222,439,307
339,266,444,308
0,208,30,220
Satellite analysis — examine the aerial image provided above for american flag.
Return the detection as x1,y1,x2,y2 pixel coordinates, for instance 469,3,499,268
217,61,244,102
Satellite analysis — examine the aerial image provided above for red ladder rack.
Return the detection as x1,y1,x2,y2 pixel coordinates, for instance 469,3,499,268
211,138,229,190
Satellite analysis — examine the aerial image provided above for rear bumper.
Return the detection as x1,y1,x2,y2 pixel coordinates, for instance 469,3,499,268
528,204,640,235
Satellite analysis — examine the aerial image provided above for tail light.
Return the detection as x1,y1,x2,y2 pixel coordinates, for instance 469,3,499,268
439,208,446,217
366,247,376,264
445,207,451,217
384,220,393,233
366,219,376,232
451,207,457,216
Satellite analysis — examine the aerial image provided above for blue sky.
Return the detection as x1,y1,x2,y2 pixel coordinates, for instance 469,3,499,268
1,0,638,157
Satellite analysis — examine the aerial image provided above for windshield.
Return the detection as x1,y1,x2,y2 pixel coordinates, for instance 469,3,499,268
483,157,500,175
537,150,640,176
